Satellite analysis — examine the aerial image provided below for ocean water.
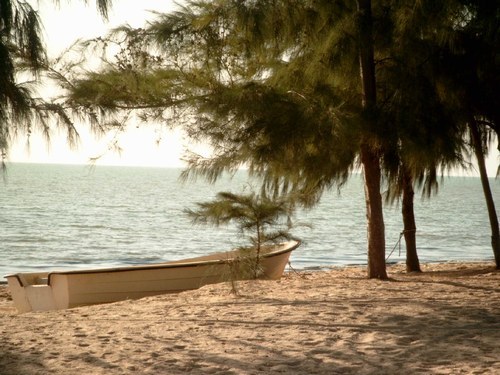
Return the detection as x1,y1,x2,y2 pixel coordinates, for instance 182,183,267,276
0,163,498,278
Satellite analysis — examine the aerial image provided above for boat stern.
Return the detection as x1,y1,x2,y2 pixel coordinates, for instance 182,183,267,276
5,273,57,313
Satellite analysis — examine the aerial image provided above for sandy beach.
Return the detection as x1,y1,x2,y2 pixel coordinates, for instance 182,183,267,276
1,262,499,374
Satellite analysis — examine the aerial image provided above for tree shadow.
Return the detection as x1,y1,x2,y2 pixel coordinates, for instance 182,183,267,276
1,266,498,375
0,342,121,375
144,297,500,374
393,265,500,292
0,346,47,375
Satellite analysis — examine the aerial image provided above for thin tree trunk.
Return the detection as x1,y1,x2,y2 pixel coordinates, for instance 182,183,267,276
361,146,388,278
401,166,421,272
357,0,387,279
470,120,500,269
255,223,262,278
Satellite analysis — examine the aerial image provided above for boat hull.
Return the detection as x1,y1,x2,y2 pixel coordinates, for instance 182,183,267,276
5,240,300,313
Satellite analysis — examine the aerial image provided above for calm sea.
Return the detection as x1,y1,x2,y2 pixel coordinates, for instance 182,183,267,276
1,163,498,278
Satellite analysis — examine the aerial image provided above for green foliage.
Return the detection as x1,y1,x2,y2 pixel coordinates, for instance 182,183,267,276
380,0,499,199
0,0,113,165
0,0,45,162
51,0,498,272
62,0,497,195
185,190,299,250
59,0,367,205
185,190,303,283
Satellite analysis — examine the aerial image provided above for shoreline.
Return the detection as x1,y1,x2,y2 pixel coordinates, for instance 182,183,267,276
1,261,499,374
2,257,496,282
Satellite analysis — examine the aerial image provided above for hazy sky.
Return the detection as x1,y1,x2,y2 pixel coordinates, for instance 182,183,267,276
11,0,187,168
9,1,500,175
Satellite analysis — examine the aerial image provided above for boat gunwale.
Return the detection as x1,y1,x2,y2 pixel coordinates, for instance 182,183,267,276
5,240,300,287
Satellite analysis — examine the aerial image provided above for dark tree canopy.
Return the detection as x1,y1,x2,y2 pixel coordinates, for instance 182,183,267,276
50,0,499,274
0,0,113,164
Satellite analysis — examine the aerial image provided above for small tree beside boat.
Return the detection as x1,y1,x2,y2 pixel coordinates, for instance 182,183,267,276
185,191,302,281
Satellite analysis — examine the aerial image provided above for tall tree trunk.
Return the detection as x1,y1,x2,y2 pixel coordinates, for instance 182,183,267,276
470,119,500,269
361,146,387,278
401,166,421,272
357,0,387,279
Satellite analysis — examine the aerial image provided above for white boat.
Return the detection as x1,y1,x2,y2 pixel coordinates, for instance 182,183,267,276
5,240,300,313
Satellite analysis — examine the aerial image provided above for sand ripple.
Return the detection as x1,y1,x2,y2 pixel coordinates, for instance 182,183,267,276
1,262,499,374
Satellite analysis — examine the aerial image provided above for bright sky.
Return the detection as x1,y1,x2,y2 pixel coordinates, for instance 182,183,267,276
10,0,190,168
8,1,500,175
